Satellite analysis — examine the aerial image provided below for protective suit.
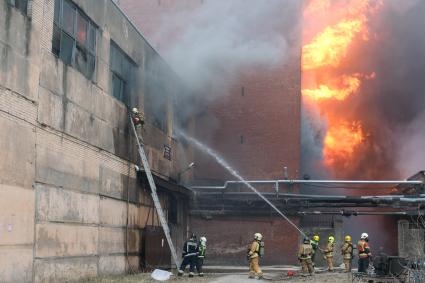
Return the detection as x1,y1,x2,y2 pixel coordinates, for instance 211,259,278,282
298,238,314,276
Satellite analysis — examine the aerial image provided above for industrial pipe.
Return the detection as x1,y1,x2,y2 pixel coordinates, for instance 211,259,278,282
298,210,424,216
190,179,423,190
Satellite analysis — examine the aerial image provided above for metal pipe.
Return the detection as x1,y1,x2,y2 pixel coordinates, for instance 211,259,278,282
298,210,422,216
190,179,423,190
193,191,425,200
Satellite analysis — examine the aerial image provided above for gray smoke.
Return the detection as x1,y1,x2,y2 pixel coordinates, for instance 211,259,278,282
300,101,330,179
155,0,300,96
363,0,425,178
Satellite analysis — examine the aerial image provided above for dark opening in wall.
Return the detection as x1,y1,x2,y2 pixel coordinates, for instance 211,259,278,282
52,0,97,80
241,86,245,96
110,41,137,105
8,0,28,15
240,135,244,144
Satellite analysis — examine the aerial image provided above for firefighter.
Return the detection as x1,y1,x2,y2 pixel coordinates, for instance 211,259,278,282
321,235,335,271
298,237,314,276
196,236,207,277
310,235,320,266
178,233,198,277
357,233,372,273
247,233,264,279
131,107,144,127
341,235,354,272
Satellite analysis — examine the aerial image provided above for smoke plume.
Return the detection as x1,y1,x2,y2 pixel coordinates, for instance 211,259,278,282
154,0,300,96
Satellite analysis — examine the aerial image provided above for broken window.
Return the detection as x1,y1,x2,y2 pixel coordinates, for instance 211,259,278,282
144,57,169,132
110,41,136,105
8,0,29,15
52,0,97,81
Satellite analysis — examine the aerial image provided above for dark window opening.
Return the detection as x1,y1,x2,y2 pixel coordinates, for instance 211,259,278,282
8,0,28,15
110,41,136,105
241,86,245,96
52,0,97,80
240,135,244,144
168,195,178,225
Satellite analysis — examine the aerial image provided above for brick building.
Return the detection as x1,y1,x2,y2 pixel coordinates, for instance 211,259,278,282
119,0,304,265
0,0,192,281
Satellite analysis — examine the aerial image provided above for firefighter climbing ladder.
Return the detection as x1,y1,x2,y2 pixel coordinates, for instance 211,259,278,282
129,116,180,268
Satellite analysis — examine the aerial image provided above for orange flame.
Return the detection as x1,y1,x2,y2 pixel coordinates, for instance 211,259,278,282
302,75,361,101
301,0,381,174
303,19,365,70
323,121,365,168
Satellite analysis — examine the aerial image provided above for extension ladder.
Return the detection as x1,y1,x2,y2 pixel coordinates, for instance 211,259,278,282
129,116,180,269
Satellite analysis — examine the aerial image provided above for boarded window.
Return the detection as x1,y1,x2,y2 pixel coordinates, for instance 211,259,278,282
52,0,97,80
110,41,136,105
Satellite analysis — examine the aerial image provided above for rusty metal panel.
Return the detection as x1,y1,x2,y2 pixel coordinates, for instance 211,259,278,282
143,225,171,270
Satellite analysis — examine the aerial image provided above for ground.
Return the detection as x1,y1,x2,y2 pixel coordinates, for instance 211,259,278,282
82,269,353,283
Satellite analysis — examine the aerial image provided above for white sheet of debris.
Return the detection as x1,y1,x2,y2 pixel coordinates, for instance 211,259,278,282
151,269,173,281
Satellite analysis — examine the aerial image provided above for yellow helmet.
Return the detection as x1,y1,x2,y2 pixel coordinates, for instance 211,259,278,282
345,235,351,242
328,236,335,243
313,235,319,241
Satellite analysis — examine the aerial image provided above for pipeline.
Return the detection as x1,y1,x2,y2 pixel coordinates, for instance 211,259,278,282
176,128,307,238
190,179,423,190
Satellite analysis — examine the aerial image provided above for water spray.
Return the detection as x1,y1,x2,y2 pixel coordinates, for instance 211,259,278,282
176,128,307,238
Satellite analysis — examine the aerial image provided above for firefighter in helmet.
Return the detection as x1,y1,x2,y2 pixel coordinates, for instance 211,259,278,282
298,237,314,276
178,233,198,277
341,235,354,272
357,233,372,273
196,236,207,277
131,107,144,127
247,233,264,279
310,235,320,266
320,235,335,271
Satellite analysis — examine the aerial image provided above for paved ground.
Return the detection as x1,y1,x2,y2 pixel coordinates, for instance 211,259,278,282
82,269,353,283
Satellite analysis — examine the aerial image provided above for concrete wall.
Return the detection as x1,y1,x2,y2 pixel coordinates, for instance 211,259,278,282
0,0,190,282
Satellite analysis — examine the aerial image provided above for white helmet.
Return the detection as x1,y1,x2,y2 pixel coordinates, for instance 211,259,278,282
200,236,207,244
361,233,369,239
254,233,263,241
132,107,139,114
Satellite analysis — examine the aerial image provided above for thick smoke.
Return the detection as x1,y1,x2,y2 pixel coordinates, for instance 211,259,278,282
154,0,300,96
361,0,425,178
301,101,330,179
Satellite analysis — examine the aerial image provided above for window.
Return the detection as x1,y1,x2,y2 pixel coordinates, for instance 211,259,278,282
8,0,29,15
110,41,136,105
52,0,97,80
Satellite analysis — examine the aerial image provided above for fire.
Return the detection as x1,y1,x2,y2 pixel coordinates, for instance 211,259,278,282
301,0,381,175
302,75,361,101
323,121,365,168
303,0,330,17
302,19,364,70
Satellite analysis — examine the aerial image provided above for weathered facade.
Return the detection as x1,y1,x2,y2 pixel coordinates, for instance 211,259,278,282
0,0,191,282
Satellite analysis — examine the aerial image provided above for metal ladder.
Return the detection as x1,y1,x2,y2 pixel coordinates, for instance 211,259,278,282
129,116,180,269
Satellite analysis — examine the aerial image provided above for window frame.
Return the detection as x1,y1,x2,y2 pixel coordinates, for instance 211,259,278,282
52,0,97,81
110,41,136,105
7,0,29,16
